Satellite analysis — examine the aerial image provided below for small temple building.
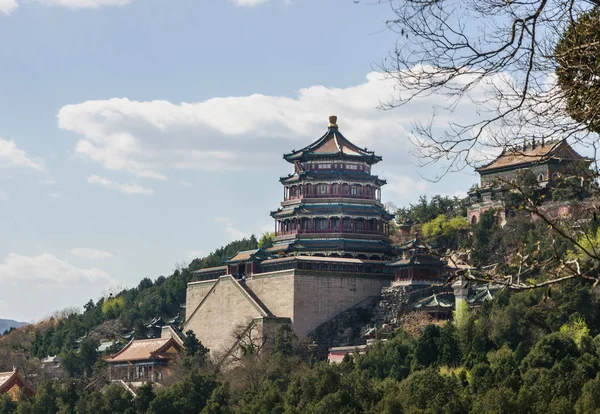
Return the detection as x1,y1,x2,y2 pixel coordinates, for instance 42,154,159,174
103,328,183,384
387,239,453,286
467,139,592,224
0,368,35,401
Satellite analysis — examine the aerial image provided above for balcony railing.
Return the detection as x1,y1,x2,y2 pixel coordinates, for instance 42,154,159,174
276,228,387,236
285,193,379,201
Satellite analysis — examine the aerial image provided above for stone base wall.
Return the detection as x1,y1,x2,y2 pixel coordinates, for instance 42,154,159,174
184,271,391,353
292,271,390,338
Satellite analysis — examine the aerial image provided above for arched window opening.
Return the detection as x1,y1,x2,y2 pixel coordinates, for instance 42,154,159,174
342,217,353,231
314,218,328,232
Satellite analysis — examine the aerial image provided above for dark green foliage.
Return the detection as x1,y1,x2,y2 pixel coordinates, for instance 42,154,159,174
521,333,579,370
0,395,16,414
395,194,466,225
395,368,469,413
471,209,501,266
354,332,414,381
414,323,461,368
148,373,217,414
135,383,155,413
556,7,600,134
183,329,209,358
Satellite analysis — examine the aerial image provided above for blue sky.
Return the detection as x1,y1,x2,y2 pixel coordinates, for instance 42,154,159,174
0,0,479,322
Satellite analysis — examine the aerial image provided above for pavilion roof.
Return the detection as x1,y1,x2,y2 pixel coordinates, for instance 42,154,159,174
284,116,382,164
225,249,270,264
0,368,35,396
476,140,590,173
103,337,182,363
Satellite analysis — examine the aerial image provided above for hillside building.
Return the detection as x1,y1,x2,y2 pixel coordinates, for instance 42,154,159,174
0,368,35,401
103,328,184,384
467,139,592,224
184,116,395,356
387,239,453,286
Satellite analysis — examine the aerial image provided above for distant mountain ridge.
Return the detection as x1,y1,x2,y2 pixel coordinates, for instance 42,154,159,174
0,319,27,334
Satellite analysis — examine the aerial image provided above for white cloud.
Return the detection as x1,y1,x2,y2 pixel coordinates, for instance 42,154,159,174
69,247,113,260
231,0,270,6
0,0,17,15
0,253,112,285
384,173,429,203
32,0,132,9
58,70,509,192
214,216,251,242
57,72,422,180
0,138,45,172
86,174,154,195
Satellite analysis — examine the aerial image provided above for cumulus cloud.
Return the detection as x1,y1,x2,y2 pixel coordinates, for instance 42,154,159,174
69,247,113,260
0,139,45,172
86,175,154,195
0,253,112,285
32,0,132,9
0,0,17,14
58,70,505,193
57,72,432,180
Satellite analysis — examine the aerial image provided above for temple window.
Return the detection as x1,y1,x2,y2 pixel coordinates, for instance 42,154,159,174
351,185,358,196
355,220,365,232
316,184,328,195
342,183,350,195
317,163,332,169
343,218,353,231
346,164,358,170
331,183,339,195
315,218,327,231
301,218,310,231
330,217,340,230
538,174,545,182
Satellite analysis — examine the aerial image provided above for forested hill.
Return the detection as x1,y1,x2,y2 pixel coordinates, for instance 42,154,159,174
16,235,259,363
0,320,27,335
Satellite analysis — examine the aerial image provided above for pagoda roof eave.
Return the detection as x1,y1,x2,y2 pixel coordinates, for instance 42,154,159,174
283,126,382,164
279,173,387,186
474,140,591,173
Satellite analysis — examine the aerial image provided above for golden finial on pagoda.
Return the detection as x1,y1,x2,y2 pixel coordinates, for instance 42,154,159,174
328,115,338,128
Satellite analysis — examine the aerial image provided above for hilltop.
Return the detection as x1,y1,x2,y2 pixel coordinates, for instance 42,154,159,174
0,319,27,335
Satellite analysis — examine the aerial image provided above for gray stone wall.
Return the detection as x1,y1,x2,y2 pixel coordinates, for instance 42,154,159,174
184,270,391,353
291,272,389,338
184,278,262,354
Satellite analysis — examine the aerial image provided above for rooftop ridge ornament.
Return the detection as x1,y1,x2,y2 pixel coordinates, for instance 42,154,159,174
328,115,338,128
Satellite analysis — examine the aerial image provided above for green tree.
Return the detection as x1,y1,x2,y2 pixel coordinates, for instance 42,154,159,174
556,7,600,134
136,383,155,414
149,373,217,414
257,232,275,249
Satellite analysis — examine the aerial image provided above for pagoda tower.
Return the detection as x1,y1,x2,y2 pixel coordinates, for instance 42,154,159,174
269,116,395,260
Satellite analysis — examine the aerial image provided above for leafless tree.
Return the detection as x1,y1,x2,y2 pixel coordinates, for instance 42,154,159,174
376,0,600,179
